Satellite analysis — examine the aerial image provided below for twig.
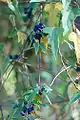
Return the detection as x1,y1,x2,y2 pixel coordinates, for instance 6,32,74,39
38,51,41,87
0,105,4,120
50,65,71,87
64,40,74,50
37,4,43,88
0,64,15,92
58,41,80,91
44,93,52,105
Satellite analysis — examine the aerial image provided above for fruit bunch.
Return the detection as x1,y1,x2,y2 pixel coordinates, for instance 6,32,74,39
20,104,35,116
38,87,45,95
32,22,45,43
23,6,33,21
12,100,35,119
32,22,48,53
8,54,20,60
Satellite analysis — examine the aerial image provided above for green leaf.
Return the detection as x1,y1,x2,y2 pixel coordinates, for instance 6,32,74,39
33,42,39,54
43,84,52,93
23,89,33,96
62,0,71,9
43,27,54,37
62,0,72,33
0,44,4,55
70,92,80,104
39,43,46,52
62,9,72,33
27,92,37,102
8,2,15,13
8,28,17,38
9,15,16,27
43,27,63,60
59,71,67,81
62,0,80,34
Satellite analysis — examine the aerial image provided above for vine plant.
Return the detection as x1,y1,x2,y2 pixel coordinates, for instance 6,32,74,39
0,0,80,120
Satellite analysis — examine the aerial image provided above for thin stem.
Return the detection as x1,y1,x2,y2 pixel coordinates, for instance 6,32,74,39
0,64,15,92
58,41,80,91
50,65,71,87
38,53,41,87
44,93,52,105
0,105,4,120
37,4,43,87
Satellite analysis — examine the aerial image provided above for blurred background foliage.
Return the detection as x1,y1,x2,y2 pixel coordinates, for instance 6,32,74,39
0,0,80,120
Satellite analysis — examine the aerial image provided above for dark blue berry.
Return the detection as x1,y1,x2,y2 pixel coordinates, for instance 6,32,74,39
24,101,28,105
13,54,19,59
27,107,34,114
75,66,80,71
38,22,45,29
7,114,10,118
34,24,41,32
23,108,27,113
20,111,25,116
27,109,31,114
8,54,19,60
39,91,42,95
74,16,80,31
27,8,33,19
27,36,30,41
24,6,29,14
33,23,45,32
30,106,34,111
41,87,45,92
8,55,13,59
31,39,35,45
24,6,32,19
34,33,42,40
13,104,19,109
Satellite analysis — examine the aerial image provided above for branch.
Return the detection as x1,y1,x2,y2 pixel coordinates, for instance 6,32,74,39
50,65,71,87
58,41,80,91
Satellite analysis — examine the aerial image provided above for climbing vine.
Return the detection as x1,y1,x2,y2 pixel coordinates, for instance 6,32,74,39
0,0,80,120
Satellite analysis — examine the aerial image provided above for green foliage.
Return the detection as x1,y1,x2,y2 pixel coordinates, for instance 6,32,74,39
8,28,17,38
43,27,63,60
0,44,4,56
39,43,46,52
70,92,80,104
8,0,23,23
1,0,80,119
62,0,80,33
33,42,39,54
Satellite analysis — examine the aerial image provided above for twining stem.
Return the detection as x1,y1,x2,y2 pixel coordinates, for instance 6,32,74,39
58,41,80,91
37,4,43,87
44,93,52,105
0,105,4,120
50,65,71,87
38,53,41,87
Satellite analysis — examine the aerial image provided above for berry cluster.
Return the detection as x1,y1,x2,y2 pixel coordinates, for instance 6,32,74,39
38,87,45,95
74,16,80,31
20,101,35,117
23,6,33,21
8,54,20,60
32,22,45,44
75,66,80,71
